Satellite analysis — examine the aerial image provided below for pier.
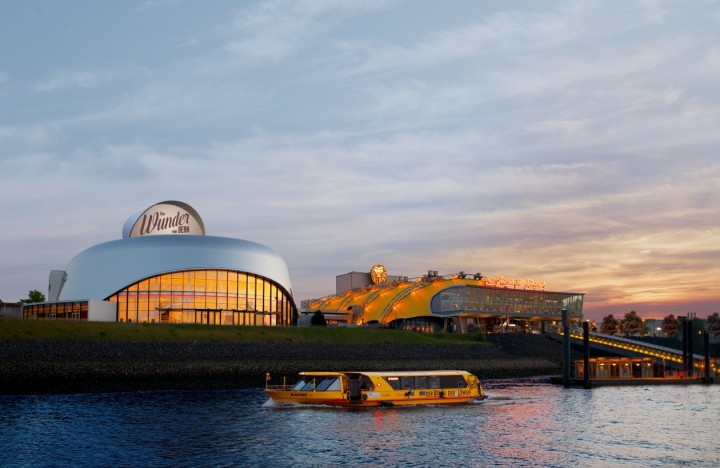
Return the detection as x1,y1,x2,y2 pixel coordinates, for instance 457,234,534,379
555,319,717,387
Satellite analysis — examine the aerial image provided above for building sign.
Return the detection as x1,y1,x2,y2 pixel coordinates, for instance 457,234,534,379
122,201,205,238
369,264,388,284
483,275,546,291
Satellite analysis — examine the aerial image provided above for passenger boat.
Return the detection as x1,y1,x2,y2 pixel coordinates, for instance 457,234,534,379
264,370,485,407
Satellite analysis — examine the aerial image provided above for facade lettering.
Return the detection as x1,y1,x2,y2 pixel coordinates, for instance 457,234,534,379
125,201,206,238
482,275,546,291
139,211,192,235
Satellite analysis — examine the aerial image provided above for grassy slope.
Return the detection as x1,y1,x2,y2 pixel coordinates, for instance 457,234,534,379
0,319,486,345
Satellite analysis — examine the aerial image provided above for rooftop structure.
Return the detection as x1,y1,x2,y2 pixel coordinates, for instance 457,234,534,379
302,265,584,334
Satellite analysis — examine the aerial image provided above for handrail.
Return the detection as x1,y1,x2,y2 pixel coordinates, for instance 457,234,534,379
563,331,704,362
266,384,294,391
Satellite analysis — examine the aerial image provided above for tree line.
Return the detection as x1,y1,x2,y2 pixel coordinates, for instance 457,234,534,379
0,290,47,305
598,310,720,337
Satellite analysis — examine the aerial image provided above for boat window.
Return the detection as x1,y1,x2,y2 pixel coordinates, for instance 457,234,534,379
400,377,415,390
314,378,331,391
300,379,317,391
360,376,373,390
428,376,441,389
315,377,339,392
326,378,341,391
292,378,309,391
440,375,467,388
414,376,429,389
384,376,401,390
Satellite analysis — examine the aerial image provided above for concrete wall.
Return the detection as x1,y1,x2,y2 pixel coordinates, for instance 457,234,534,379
48,270,67,302
336,271,406,294
336,272,372,294
88,300,118,322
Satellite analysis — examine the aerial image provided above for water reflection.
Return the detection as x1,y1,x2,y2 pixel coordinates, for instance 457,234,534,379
483,383,566,466
1,381,718,467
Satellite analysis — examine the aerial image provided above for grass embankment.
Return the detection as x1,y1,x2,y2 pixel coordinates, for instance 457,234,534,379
1,320,561,394
0,319,487,345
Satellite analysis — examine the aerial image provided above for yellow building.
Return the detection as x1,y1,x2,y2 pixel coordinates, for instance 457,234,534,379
302,266,584,334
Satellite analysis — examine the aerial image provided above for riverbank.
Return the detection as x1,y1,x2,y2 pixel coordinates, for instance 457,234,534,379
0,334,562,395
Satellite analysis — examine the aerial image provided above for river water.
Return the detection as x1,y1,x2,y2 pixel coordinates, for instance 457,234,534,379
1,379,718,467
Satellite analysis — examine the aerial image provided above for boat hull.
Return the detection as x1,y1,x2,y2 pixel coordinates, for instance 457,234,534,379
266,390,481,407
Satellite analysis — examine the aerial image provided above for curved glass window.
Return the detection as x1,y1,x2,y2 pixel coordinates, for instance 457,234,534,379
437,286,466,314
108,269,296,326
431,285,583,318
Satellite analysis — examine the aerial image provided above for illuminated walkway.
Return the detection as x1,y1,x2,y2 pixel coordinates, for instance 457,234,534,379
564,331,704,369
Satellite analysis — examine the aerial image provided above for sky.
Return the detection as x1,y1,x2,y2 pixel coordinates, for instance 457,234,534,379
1,0,719,321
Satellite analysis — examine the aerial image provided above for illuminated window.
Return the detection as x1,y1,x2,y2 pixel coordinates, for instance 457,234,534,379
23,301,92,321
106,269,296,327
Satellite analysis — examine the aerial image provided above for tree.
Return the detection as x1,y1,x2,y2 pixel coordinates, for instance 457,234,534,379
706,313,720,337
310,310,327,326
662,314,679,337
620,310,643,336
19,290,46,304
599,314,619,335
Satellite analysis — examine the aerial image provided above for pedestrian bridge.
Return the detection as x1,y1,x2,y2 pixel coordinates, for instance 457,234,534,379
563,331,704,369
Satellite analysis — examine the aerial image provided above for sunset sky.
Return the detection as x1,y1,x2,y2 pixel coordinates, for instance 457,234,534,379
1,1,719,321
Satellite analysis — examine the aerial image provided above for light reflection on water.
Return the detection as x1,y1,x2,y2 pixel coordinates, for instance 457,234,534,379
1,379,718,467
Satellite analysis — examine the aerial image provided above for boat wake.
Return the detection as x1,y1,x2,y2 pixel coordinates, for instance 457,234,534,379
262,399,350,410
482,393,515,401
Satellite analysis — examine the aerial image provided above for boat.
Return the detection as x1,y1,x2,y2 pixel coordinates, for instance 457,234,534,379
264,370,485,407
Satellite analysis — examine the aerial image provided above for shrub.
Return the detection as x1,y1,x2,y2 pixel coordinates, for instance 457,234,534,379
471,329,487,342
310,310,327,326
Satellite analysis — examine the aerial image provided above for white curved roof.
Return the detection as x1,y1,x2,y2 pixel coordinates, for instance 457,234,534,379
58,235,293,300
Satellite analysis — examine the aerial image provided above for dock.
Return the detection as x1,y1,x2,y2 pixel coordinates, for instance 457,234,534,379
551,375,715,387
556,312,717,388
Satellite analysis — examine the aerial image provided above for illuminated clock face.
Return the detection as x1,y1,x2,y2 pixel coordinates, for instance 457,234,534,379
369,264,387,284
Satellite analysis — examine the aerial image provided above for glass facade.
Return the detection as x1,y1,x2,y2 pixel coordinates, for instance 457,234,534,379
433,285,583,318
396,317,445,333
23,301,89,320
108,269,296,326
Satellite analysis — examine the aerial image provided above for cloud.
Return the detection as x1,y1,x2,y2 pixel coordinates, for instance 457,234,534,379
336,5,587,79
0,125,53,149
0,70,8,97
2,0,719,316
33,70,114,92
0,125,17,139
136,0,179,13
224,0,398,63
526,119,589,137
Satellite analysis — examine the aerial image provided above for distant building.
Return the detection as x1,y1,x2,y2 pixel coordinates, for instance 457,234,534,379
0,301,22,319
23,201,297,326
644,319,664,336
302,265,584,333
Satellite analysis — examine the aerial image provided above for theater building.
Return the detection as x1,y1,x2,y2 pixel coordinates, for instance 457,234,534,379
302,265,583,333
23,201,297,326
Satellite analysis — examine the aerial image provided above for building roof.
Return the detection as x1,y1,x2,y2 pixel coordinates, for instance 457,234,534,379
58,235,293,301
308,276,583,325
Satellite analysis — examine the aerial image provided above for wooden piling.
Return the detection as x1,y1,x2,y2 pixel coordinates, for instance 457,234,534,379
583,321,590,388
562,309,570,387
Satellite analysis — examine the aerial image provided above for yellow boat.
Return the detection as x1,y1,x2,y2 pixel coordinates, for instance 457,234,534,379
264,370,485,407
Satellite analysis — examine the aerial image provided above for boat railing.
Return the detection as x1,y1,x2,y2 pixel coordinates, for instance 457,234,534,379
265,372,297,391
265,383,295,391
